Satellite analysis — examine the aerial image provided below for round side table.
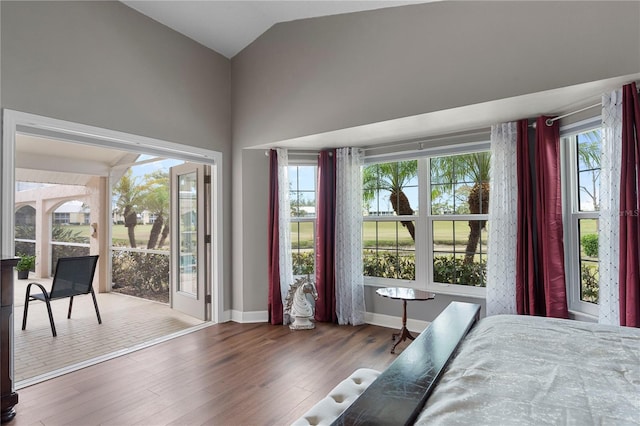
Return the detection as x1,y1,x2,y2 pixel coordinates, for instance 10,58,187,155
376,287,435,354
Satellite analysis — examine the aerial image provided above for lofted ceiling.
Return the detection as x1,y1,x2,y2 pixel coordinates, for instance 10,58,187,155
14,2,640,161
120,0,435,58
120,1,639,151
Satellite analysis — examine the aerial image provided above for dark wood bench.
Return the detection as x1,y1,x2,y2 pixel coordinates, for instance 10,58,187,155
332,301,481,426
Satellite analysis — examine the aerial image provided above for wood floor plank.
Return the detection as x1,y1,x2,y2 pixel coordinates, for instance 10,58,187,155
11,321,398,425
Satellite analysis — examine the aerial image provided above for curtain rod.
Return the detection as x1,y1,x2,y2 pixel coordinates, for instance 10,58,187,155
264,129,490,157
534,83,640,127
265,150,328,157
363,129,490,153
532,102,602,128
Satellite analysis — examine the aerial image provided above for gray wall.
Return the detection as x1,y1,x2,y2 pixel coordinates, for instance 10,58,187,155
2,0,639,321
231,1,640,315
1,1,233,310
232,1,640,149
2,1,230,149
237,149,269,314
365,287,486,323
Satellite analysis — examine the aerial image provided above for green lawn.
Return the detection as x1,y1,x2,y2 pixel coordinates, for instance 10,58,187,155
55,224,91,238
57,224,166,248
68,218,600,253
112,224,169,248
578,218,598,235
291,220,489,249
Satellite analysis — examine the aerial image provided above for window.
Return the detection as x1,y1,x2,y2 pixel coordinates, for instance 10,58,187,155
289,165,317,277
429,153,489,288
362,148,490,296
53,212,70,225
565,127,601,315
362,161,418,281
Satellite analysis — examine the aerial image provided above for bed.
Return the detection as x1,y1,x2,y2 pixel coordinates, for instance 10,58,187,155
299,301,640,425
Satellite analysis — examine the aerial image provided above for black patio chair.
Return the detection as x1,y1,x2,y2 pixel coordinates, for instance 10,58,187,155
22,255,101,337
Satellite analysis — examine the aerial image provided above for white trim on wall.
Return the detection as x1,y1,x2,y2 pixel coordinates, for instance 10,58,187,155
2,108,225,323
230,310,268,323
364,311,429,334
227,309,423,332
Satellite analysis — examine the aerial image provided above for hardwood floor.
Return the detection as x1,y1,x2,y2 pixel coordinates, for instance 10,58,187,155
12,321,398,425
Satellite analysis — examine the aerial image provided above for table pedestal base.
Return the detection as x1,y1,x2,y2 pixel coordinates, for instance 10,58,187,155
391,325,416,354
375,288,435,355
390,299,415,354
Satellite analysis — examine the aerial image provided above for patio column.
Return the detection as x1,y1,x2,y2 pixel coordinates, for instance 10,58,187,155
89,177,109,293
34,198,50,279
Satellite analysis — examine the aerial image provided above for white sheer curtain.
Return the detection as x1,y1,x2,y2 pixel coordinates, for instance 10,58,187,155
485,122,518,316
277,148,294,324
335,147,366,325
599,89,623,325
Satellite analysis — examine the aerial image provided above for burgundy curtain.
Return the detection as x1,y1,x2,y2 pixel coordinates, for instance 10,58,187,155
516,119,537,315
315,150,337,322
619,82,640,327
516,117,569,318
267,150,283,324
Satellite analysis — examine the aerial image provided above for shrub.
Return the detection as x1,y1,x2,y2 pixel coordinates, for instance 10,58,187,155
52,225,89,243
363,251,415,280
292,251,315,275
581,234,598,258
15,225,35,240
580,263,599,303
112,251,169,301
293,250,485,286
433,256,486,287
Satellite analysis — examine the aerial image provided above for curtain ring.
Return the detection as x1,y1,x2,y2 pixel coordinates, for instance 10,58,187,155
545,118,554,127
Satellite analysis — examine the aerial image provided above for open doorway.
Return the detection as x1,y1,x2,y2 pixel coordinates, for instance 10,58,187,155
3,109,224,386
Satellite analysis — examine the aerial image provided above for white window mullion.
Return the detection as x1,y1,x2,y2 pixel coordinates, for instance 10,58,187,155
416,159,429,290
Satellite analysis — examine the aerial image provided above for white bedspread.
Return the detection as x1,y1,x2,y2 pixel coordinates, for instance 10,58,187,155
416,315,640,426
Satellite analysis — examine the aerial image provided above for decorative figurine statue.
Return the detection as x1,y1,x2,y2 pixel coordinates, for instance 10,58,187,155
284,276,318,330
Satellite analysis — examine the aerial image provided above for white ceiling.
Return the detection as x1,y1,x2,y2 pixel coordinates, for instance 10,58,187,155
16,134,140,186
121,0,434,58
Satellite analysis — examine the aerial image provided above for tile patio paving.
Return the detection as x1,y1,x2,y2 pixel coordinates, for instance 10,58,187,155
13,273,204,386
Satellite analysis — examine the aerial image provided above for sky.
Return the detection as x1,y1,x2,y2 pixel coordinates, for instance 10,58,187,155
130,155,184,179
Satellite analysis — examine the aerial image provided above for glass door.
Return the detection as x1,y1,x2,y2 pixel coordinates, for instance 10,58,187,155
170,163,209,320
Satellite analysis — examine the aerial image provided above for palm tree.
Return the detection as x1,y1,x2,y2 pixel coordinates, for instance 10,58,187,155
141,170,170,249
113,170,144,248
431,153,491,264
577,130,601,211
363,161,418,241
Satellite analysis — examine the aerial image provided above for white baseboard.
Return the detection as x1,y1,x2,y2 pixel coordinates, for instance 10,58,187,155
229,309,268,323
224,309,428,332
364,312,429,334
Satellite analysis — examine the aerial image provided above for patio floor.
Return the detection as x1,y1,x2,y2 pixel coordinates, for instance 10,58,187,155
13,273,205,387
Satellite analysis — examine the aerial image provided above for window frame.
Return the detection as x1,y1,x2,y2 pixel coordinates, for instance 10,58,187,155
561,118,602,317
362,213,420,287
288,161,318,278
362,159,419,285
363,142,491,299
361,117,607,311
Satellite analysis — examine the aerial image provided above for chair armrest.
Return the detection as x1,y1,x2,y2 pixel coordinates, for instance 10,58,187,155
25,282,50,300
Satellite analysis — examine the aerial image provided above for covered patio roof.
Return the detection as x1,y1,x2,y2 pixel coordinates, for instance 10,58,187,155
16,133,141,186
14,133,152,289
